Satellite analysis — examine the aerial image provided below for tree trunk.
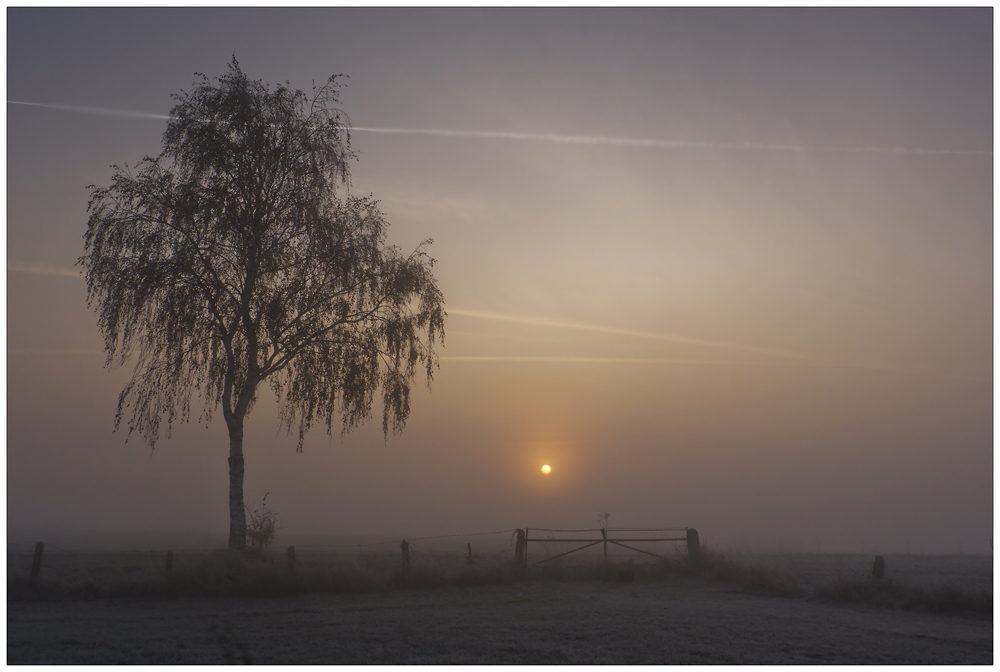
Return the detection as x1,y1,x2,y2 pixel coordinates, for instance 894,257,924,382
227,418,247,553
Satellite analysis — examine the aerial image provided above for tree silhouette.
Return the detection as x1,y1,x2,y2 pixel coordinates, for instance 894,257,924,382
81,58,445,552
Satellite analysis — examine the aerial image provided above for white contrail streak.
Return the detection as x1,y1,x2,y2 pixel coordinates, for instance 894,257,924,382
351,126,992,157
439,354,986,381
8,100,171,120
440,355,766,366
445,308,988,381
4,262,981,380
8,100,989,156
447,307,815,361
8,348,103,356
8,260,81,278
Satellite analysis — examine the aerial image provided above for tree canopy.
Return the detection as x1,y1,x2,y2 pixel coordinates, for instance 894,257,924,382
81,58,445,550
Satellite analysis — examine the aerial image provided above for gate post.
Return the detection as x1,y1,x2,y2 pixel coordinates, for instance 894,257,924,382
872,555,885,585
401,540,411,574
601,528,608,562
686,528,701,562
514,529,525,569
29,541,44,586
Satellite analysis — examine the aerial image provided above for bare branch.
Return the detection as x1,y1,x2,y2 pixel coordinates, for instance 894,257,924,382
81,59,445,452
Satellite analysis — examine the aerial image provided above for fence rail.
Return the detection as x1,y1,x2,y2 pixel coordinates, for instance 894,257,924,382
517,527,700,567
10,525,701,585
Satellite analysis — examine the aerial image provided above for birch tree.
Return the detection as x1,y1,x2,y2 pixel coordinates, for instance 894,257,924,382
81,58,445,552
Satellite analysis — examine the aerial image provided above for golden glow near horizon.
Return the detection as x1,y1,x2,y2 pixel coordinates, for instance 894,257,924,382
541,464,552,475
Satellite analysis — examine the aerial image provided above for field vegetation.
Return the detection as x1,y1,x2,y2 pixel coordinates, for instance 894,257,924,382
8,544,991,619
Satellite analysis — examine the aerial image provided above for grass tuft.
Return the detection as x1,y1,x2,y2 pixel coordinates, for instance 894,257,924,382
812,578,992,617
693,553,807,597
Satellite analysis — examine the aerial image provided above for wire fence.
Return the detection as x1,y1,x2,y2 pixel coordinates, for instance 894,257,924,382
7,526,695,588
528,527,688,533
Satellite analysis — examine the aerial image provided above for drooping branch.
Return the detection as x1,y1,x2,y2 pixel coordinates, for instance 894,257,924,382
81,58,445,452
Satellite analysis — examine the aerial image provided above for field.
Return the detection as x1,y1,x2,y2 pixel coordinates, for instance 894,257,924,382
6,541,992,664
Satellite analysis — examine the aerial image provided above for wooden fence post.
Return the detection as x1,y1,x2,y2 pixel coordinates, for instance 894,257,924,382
29,541,44,585
872,555,885,585
601,528,608,562
401,540,411,573
467,542,474,565
514,529,525,569
287,546,296,575
686,528,701,562
165,551,174,582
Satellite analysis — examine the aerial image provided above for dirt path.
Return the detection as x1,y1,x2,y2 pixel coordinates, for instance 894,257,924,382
7,577,991,664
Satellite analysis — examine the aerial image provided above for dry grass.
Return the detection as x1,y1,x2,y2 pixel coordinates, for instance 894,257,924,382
8,548,991,620
8,550,521,601
692,553,808,597
692,553,991,617
812,577,992,617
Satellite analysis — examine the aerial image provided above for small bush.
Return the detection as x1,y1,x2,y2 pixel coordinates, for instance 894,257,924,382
245,494,278,557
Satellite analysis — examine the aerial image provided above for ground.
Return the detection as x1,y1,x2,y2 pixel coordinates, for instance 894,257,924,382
7,576,991,664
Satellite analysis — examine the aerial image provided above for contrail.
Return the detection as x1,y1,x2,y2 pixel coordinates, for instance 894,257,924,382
447,307,815,361
8,100,172,121
351,127,992,156
8,260,81,278
445,308,988,381
4,264,980,381
440,355,767,366
8,348,103,356
8,100,990,156
4,259,812,361
440,354,986,382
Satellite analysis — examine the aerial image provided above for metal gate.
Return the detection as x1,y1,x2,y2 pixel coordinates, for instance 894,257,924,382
513,527,699,567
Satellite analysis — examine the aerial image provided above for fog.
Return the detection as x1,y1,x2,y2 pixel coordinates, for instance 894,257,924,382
6,8,992,554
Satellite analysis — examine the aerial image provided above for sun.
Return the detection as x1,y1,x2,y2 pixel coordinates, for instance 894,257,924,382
541,464,552,475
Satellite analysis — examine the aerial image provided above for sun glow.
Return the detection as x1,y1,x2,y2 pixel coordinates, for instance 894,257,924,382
541,464,552,475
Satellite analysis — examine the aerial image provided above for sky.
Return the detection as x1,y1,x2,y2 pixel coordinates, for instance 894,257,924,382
5,8,993,554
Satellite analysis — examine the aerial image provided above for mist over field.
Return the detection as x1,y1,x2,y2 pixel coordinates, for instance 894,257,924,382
6,8,993,559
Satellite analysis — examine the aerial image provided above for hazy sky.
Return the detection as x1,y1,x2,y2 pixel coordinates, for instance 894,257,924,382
6,8,993,553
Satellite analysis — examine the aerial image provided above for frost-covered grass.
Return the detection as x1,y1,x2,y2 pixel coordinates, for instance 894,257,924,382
7,546,992,663
813,577,992,616
8,575,993,664
8,547,991,620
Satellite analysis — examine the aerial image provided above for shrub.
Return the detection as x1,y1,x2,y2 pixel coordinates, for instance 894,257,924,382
245,493,279,557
